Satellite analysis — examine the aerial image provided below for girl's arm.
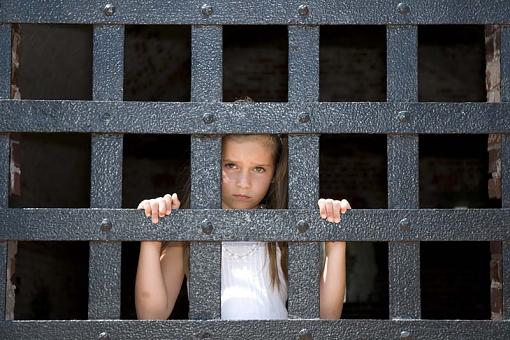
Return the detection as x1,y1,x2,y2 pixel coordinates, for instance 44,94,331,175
135,241,185,320
320,241,346,319
135,194,184,320
318,198,351,319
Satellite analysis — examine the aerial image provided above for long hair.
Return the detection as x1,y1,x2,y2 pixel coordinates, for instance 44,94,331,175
161,134,289,290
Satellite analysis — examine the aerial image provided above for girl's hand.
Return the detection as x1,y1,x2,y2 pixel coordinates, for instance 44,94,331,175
137,193,181,224
318,198,351,223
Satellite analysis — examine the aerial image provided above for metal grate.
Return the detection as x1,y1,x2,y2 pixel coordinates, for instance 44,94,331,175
1,1,509,338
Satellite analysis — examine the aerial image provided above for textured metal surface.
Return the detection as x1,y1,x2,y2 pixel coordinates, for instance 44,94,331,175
3,208,509,242
288,136,320,319
287,25,320,319
191,26,222,102
387,25,420,319
0,25,10,99
288,26,319,103
189,137,222,319
2,100,510,134
502,25,510,320
2,0,510,24
88,25,124,320
0,24,10,320
188,24,222,320
1,319,510,339
92,25,124,100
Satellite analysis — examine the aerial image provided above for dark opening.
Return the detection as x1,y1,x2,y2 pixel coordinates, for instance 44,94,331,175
124,25,191,102
320,134,389,319
18,24,92,100
418,25,486,102
419,134,494,319
320,25,386,102
223,25,288,102
10,133,91,319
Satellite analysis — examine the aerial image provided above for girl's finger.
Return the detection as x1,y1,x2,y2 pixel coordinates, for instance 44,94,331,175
172,193,181,209
317,198,326,218
150,199,159,224
340,199,351,214
157,197,166,217
139,200,151,218
325,199,334,222
333,200,342,223
163,194,173,215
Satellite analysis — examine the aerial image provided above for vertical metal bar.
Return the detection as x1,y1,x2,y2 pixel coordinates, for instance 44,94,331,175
287,25,320,319
387,25,421,319
501,25,510,320
0,23,11,320
88,24,124,319
189,25,222,320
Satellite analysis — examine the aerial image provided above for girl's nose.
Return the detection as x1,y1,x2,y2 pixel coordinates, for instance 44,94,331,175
236,171,250,189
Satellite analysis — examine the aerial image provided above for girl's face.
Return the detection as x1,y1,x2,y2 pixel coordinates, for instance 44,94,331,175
221,135,276,210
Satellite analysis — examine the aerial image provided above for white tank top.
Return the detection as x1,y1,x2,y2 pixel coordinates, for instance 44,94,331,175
221,242,287,320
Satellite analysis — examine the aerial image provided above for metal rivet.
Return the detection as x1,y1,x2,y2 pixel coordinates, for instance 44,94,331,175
298,113,310,124
298,328,312,340
400,330,411,338
201,219,213,235
203,112,215,124
399,218,411,232
297,220,309,234
100,218,112,232
397,3,410,16
201,4,213,17
98,332,109,340
397,110,409,123
103,4,115,16
194,332,212,339
298,5,309,17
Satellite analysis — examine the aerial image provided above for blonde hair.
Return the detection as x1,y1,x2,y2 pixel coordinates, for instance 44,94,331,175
161,134,288,290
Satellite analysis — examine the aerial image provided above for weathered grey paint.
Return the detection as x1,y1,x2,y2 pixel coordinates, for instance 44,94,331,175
501,26,510,320
189,25,223,320
1,101,510,134
1,0,510,24
387,25,420,319
0,208,508,241
88,24,124,319
1,319,510,339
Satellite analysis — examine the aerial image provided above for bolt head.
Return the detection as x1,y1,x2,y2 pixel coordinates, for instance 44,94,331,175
397,111,409,123
297,220,309,234
201,219,213,235
399,218,411,232
201,4,213,17
400,330,411,338
100,218,112,232
298,5,309,17
397,3,410,16
98,332,109,340
203,112,215,124
298,113,310,124
103,4,115,17
298,329,312,340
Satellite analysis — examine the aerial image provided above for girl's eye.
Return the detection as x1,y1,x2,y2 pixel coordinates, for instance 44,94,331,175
254,167,266,173
224,163,236,169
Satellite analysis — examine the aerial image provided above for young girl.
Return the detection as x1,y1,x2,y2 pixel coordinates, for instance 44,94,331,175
135,134,351,320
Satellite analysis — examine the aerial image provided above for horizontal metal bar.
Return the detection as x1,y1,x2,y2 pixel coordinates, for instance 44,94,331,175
1,319,509,339
1,100,509,134
0,208,509,242
2,0,510,24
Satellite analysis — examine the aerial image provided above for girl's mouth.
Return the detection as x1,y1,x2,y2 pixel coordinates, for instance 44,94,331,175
233,194,251,200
